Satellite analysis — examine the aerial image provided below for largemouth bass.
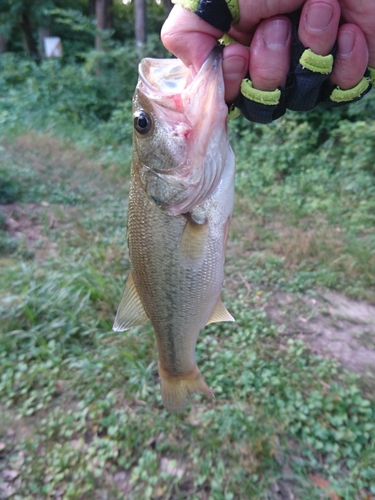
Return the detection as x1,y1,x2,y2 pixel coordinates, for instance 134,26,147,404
113,48,235,413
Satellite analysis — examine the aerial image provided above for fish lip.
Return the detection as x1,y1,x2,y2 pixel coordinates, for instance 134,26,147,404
204,45,224,69
138,46,224,102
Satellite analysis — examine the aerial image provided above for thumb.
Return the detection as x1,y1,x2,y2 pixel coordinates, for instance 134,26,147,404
161,5,223,72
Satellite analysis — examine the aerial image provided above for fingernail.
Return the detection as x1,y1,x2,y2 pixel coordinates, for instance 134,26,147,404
262,20,289,48
306,3,334,32
338,30,355,57
223,55,248,79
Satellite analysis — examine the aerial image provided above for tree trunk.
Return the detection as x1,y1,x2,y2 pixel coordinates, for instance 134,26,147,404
134,0,146,56
20,10,39,60
105,0,113,29
95,0,113,51
89,0,96,17
163,0,173,16
38,27,51,58
0,35,7,53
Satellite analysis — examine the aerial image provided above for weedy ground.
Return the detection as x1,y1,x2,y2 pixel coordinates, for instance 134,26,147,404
0,118,374,500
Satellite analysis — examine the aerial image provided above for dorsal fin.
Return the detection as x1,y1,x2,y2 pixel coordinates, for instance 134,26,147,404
113,271,149,332
206,297,234,325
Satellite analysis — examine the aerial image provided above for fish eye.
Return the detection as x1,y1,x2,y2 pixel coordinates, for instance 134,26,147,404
134,110,153,135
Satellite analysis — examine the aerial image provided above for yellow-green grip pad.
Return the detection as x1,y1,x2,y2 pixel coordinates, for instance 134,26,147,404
329,76,372,104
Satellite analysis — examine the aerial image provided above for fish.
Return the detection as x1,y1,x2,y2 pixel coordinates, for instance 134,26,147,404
113,47,235,413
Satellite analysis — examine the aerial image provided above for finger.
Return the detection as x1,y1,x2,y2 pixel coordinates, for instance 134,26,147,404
330,24,369,89
235,0,306,33
161,5,222,72
227,0,308,47
298,0,341,55
338,1,375,68
249,17,292,91
223,44,249,103
227,26,253,48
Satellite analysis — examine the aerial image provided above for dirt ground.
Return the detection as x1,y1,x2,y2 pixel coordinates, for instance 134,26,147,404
0,202,78,261
266,291,375,376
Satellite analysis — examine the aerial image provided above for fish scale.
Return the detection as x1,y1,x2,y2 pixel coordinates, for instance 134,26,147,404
128,176,218,374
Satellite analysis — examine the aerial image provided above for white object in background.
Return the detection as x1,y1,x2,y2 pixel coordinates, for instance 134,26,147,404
43,37,63,57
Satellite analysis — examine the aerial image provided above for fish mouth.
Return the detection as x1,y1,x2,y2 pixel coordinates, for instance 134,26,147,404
138,46,225,114
138,57,191,99
138,47,226,146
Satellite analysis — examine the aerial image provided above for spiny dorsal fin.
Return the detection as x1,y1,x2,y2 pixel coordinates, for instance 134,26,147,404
206,298,235,325
179,218,208,267
113,271,149,332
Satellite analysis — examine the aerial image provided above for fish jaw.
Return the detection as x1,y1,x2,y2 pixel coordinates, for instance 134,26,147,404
135,47,229,215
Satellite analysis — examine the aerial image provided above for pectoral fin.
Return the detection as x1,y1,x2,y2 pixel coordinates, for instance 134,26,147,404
179,217,208,267
113,271,149,331
206,298,235,325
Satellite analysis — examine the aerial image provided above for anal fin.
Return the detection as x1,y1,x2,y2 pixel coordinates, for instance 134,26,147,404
206,297,234,325
113,271,149,332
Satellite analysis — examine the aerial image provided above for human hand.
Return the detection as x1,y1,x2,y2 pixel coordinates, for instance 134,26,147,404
161,0,373,109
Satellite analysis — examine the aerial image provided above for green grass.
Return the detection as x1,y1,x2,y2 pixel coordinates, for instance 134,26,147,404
0,131,374,500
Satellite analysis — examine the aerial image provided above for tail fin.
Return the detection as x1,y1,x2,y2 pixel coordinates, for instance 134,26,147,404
159,364,214,413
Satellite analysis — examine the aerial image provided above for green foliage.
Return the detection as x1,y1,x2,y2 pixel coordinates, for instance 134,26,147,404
0,0,169,56
0,167,20,203
330,119,375,175
47,8,96,36
0,164,21,253
0,50,130,124
45,7,98,57
0,39,168,149
0,0,87,55
0,233,18,253
228,93,375,298
232,93,375,199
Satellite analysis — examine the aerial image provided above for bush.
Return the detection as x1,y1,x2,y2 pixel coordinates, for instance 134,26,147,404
0,168,20,203
0,38,169,142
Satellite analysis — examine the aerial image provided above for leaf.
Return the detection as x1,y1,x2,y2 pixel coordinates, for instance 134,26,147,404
309,474,341,500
